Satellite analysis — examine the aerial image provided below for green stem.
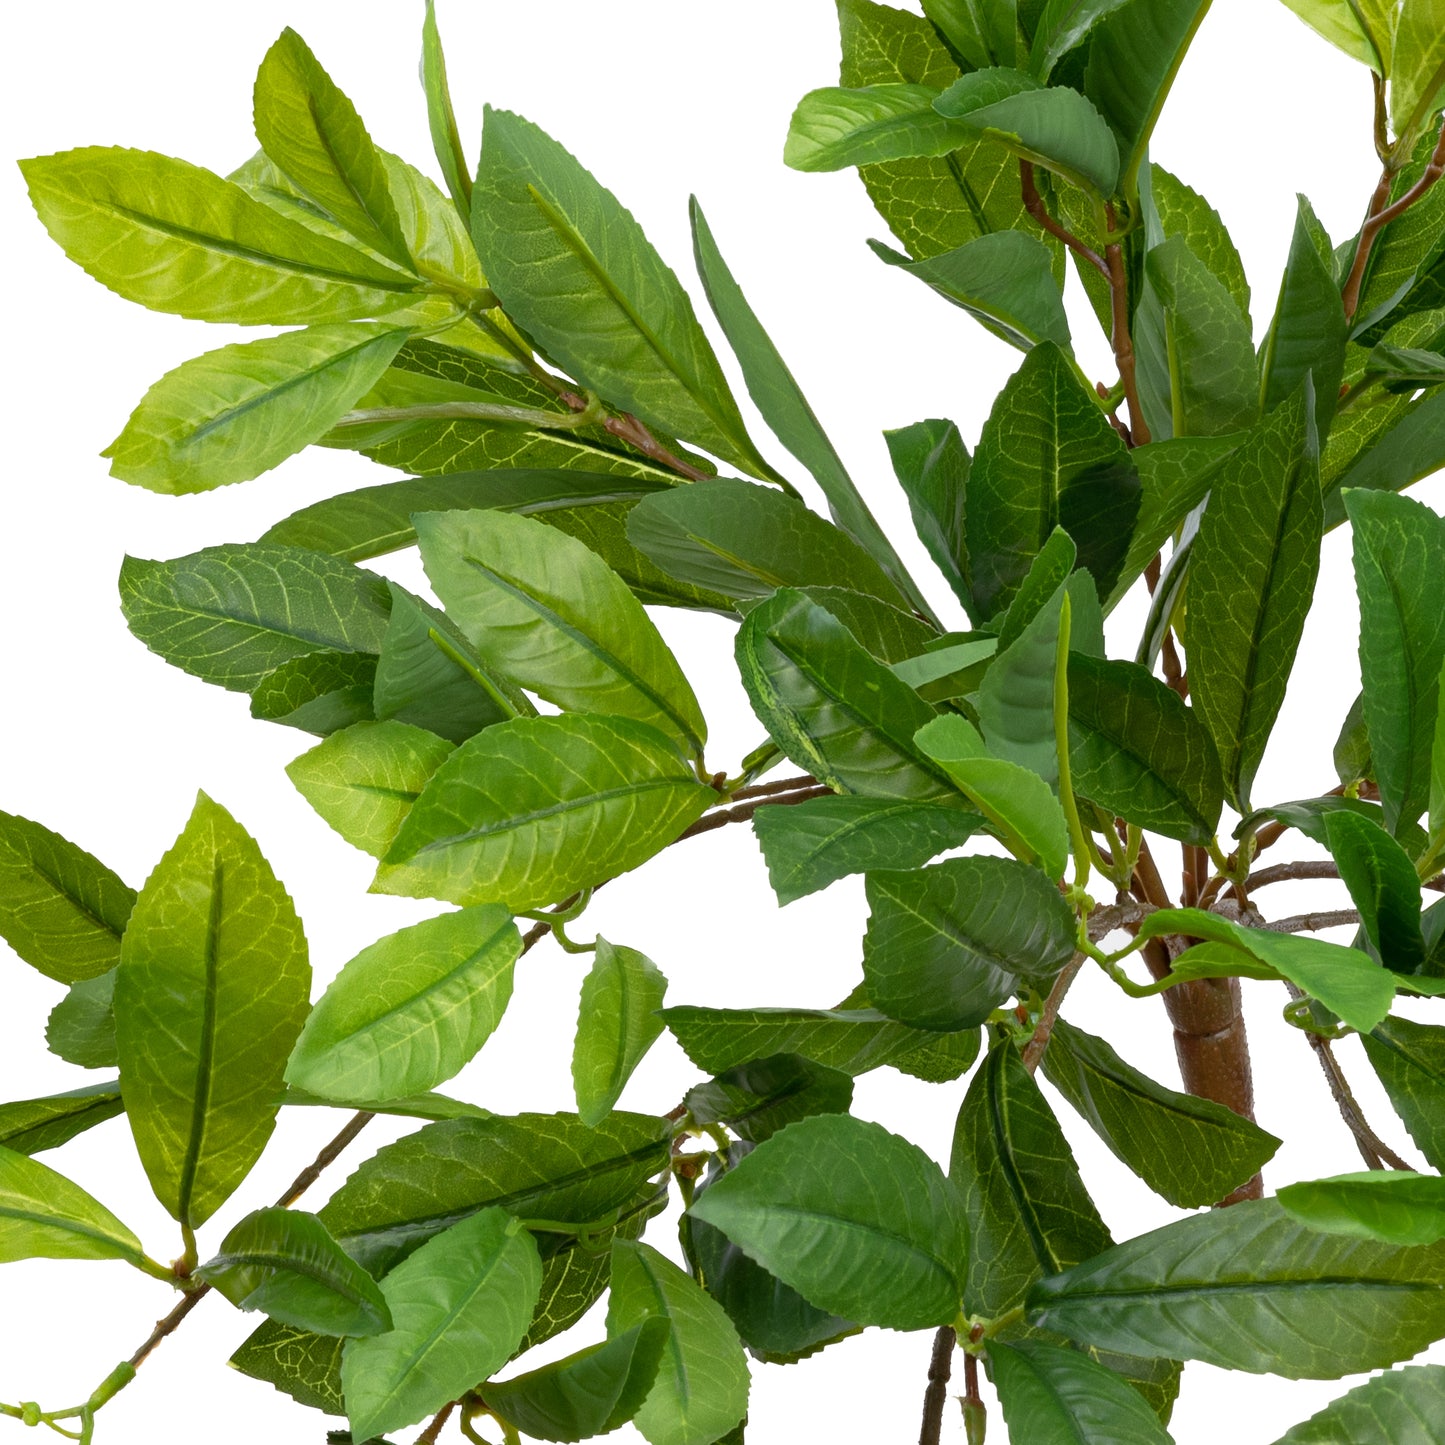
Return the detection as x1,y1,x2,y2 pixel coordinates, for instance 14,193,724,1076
1054,593,1091,892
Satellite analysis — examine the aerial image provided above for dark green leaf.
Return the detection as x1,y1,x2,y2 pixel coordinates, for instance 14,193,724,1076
864,857,1076,1029
1028,1197,1445,1376
230,1318,346,1415
1352,134,1445,337
784,83,975,170
1152,164,1251,320
991,1340,1175,1444
1325,809,1427,970
923,0,1018,69
250,650,377,736
0,1081,123,1157
977,575,1065,784
1269,1362,1445,1444
684,1055,853,1144
688,1113,967,1329
0,1145,146,1266
1362,1016,1445,1170
1041,1018,1280,1207
1278,1171,1445,1247
572,940,668,1127
1029,0,1136,80
377,715,715,912
46,971,118,1070
0,812,134,984
1335,690,1374,785
195,1207,392,1336
115,794,311,1227
792,585,935,664
884,418,970,608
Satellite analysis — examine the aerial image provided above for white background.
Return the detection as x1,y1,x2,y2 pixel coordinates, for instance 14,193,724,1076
2,2,1443,1442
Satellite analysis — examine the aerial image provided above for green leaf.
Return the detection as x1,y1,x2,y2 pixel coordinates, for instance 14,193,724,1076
287,720,456,859
784,83,977,170
1325,809,1427,970
572,939,668,1127
1041,1018,1280,1207
950,1043,1113,1318
794,586,936,664
421,2,471,224
250,650,377,736
752,795,983,905
0,812,134,984
46,971,118,1070
0,1081,123,1157
104,323,408,494
1083,0,1214,199
318,1112,669,1275
978,575,1065,784
195,1207,392,1336
1270,1363,1445,1444
914,715,1071,878
1276,0,1386,69
472,108,770,480
120,543,392,694
864,858,1076,1029
115,793,311,1227
1352,139,1445,338
416,508,707,759
934,71,1121,195
1189,391,1322,809
254,29,414,269
1029,0,1136,80
479,1320,669,1443
1346,488,1445,832
967,342,1139,617
20,148,419,324
689,1113,967,1330
1066,654,1224,844
0,1144,146,1266
1278,1171,1445,1247
1152,164,1251,321
1390,0,1445,133
1362,1016,1445,1170
991,1340,1176,1444
606,1241,749,1445
1260,197,1348,440
281,1087,489,1124
625,478,905,608
1139,909,1395,1033
1028,1196,1445,1376
735,589,950,800
1336,690,1375,786
342,1208,542,1442
684,1055,853,1144
884,418,971,608
285,905,520,1103
377,715,714,912
229,1318,346,1415
870,231,1071,351
923,0,1019,69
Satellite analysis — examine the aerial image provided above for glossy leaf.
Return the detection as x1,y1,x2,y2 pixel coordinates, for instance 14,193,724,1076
0,812,134,984
1030,0,1136,78
977,574,1064,784
884,418,971,608
20,148,419,324
105,323,408,494
606,1241,750,1445
864,857,1076,1029
735,589,950,800
572,939,668,1127
342,1208,542,1441
784,83,975,170
1346,488,1445,832
415,508,707,759
1270,1363,1445,1444
1278,1171,1445,1247
1028,1197,1445,1377
1362,1016,1445,1170
923,0,1018,68
229,1318,346,1414
752,795,982,905
280,1087,489,1123
1276,0,1387,69
1325,809,1426,970
795,586,936,664
473,108,770,480
115,794,311,1227
120,543,392,694
996,527,1076,653
46,971,118,1070
287,720,455,858
285,905,520,1102
1041,1019,1280,1207
688,1113,968,1329
684,1055,853,1144
1390,0,1445,133
0,1145,145,1266
377,715,715,912
0,1081,123,1157
195,1207,392,1336
1153,163,1251,320
250,650,377,736
1189,390,1322,809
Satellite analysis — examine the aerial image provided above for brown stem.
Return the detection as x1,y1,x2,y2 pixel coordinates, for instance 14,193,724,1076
961,1345,986,1445
729,774,818,801
1262,908,1360,934
1161,632,1187,699
1106,215,1151,447
604,412,710,481
1022,953,1087,1073
416,1402,457,1444
1246,860,1341,890
127,1289,209,1371
918,1326,957,1445
1019,161,1109,278
675,785,833,842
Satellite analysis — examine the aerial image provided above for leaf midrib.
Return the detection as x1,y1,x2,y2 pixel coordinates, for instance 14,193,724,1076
177,853,224,1227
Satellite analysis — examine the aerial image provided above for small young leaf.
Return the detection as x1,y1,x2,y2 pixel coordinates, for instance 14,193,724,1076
684,1055,853,1144
420,1,472,223
0,1081,122,1157
1278,1171,1445,1247
1269,1362,1445,1444
884,418,971,610
0,1145,146,1266
572,939,669,1127
46,971,118,1070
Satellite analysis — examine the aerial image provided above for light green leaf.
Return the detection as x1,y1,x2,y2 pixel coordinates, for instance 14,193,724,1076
342,1207,542,1441
1278,1171,1445,1246
573,939,668,1127
1270,1363,1445,1443
281,1086,489,1123
0,1145,145,1266
1028,1197,1445,1376
249,650,377,736
378,715,715,912
1390,0,1445,133
1041,1018,1280,1207
864,857,1076,1029
0,812,134,984
1029,0,1136,80
1276,0,1387,69
1189,391,1322,809
606,1241,749,1445
1325,809,1427,970
914,715,1071,878
0,1081,123,1157
978,575,1065,784
104,323,408,494
884,418,971,609
115,793,311,1227
195,1206,392,1336
416,508,707,759
421,1,472,224
1362,1016,1445,1170
472,108,771,480
286,719,456,859
285,905,520,1103
20,148,419,324
683,1055,853,1145
46,971,118,1070
991,1340,1176,1444
1153,164,1251,320
784,83,976,170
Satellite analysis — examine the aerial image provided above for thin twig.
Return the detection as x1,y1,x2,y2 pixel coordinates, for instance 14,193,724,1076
1019,161,1109,277
729,774,818,801
675,785,833,842
604,412,710,481
918,1326,956,1445
1247,860,1341,890
1105,206,1150,446
1022,953,1087,1073
1262,908,1361,934
127,1290,209,1371
416,1402,457,1444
